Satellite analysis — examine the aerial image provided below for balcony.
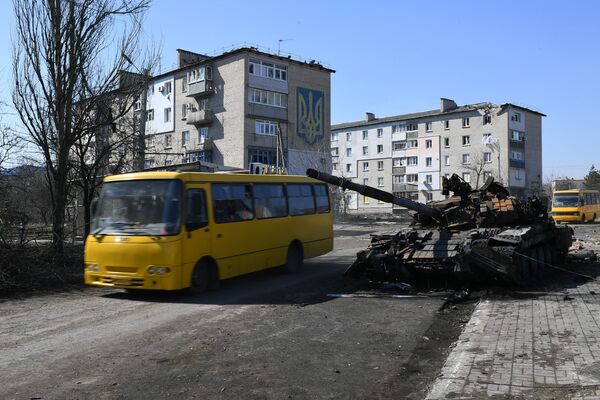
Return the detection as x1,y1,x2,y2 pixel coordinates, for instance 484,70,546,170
196,137,213,150
509,158,525,168
392,182,417,192
392,166,406,175
406,131,418,139
186,80,214,98
186,110,214,126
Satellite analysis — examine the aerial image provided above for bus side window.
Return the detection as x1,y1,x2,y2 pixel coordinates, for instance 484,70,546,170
186,189,208,231
254,184,287,219
212,183,254,223
314,184,330,213
288,184,315,216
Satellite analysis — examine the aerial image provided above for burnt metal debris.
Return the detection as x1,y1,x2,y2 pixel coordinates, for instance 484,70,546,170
307,168,573,284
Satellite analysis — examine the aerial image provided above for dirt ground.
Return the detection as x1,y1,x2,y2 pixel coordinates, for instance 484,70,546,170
0,221,474,400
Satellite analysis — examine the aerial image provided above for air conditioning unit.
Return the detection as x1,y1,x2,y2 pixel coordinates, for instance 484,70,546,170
250,162,266,175
158,86,164,92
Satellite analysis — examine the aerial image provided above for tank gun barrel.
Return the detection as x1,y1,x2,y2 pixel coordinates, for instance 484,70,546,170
306,168,441,218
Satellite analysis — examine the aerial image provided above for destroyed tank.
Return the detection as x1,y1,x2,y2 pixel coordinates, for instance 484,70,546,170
307,168,573,284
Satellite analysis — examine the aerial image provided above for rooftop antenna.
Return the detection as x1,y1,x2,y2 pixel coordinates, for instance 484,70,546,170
277,39,292,55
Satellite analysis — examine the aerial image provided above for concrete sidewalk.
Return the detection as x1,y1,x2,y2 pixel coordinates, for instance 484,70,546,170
427,269,600,399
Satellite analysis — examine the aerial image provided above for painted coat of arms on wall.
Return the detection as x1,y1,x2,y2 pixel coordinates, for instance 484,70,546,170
297,87,324,145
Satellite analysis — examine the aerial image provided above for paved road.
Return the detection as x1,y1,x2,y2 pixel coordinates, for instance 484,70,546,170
0,222,465,400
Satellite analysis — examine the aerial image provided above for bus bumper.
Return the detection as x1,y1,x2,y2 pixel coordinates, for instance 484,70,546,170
84,270,182,291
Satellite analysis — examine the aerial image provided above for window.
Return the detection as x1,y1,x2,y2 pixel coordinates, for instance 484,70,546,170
511,112,521,122
181,75,188,92
363,162,369,171
184,150,212,163
444,120,450,130
363,193,369,204
484,114,491,125
444,137,450,148
346,148,352,157
249,59,288,81
426,139,432,148
346,132,352,141
392,124,406,133
256,119,278,135
377,144,383,154
164,82,172,95
426,157,432,167
253,184,287,219
393,175,404,184
314,184,330,213
378,161,384,170
515,168,523,181
407,156,418,166
362,146,369,156
393,141,406,151
462,136,470,146
407,140,418,148
484,152,492,163
363,178,369,185
212,183,254,223
511,130,524,141
463,172,471,183
182,104,189,119
444,155,450,166
332,163,338,171
406,174,418,183
510,150,524,161
287,184,315,216
377,128,383,138
362,130,368,140
407,122,418,131
426,192,433,201
462,154,471,164
331,147,339,157
483,133,492,145
393,158,404,167
144,158,155,169
426,175,432,184
186,189,208,229
165,134,172,149
426,121,432,132
378,177,384,187
199,127,209,143
188,66,213,83
164,107,171,122
145,135,154,147
248,88,288,108
146,109,154,121
462,117,470,128
249,149,275,164
331,132,339,141
182,130,190,145
346,164,352,173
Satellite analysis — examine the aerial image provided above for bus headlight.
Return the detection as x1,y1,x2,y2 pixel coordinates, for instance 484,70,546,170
86,264,99,272
148,266,170,275
148,266,156,275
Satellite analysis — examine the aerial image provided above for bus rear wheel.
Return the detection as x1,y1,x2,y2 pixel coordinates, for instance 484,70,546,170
284,242,303,273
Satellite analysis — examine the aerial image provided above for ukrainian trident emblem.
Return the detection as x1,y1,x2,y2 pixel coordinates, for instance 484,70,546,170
297,87,324,145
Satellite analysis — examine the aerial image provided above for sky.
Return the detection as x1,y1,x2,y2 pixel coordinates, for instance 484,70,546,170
0,0,599,179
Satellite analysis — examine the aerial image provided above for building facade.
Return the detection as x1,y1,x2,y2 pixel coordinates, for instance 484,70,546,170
331,98,544,213
139,47,333,174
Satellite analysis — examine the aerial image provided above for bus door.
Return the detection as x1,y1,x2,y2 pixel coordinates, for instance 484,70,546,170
182,185,212,285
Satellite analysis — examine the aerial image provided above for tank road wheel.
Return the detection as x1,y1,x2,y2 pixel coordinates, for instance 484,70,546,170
284,242,303,273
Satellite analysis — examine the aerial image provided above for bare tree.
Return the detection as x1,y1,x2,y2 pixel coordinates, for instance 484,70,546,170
12,0,154,251
465,152,492,189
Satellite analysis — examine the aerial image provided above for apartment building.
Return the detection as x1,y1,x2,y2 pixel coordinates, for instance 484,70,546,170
137,47,333,174
331,98,544,213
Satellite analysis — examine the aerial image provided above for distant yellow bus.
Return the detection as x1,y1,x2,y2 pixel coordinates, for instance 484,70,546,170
84,171,333,292
552,189,600,223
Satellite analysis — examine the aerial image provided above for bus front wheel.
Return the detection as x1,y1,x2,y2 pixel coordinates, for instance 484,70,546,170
190,260,218,294
284,243,303,273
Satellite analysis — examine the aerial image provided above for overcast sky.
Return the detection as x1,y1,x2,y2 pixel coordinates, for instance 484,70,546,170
1,0,599,179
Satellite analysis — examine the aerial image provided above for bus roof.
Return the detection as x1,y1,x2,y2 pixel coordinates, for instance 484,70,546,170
553,189,599,194
103,171,320,184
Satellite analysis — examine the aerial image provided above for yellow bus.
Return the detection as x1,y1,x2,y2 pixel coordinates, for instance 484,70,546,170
84,171,333,292
552,189,600,223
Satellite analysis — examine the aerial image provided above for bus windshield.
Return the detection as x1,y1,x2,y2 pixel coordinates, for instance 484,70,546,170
91,179,182,236
553,194,580,207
